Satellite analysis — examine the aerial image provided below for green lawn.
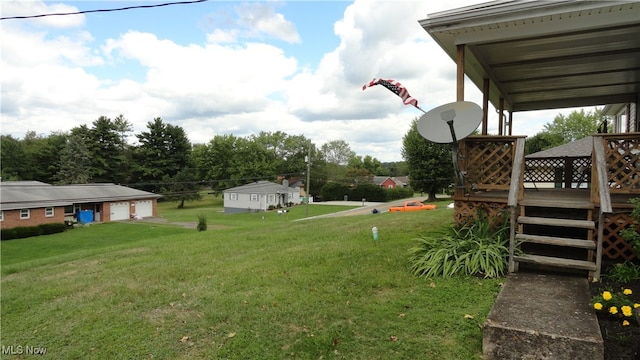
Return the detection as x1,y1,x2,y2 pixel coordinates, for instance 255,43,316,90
1,196,502,359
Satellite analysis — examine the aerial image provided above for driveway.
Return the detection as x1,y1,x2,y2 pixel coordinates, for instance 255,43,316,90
298,197,432,220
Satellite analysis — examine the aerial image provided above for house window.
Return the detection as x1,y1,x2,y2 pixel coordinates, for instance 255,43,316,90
45,207,54,217
230,193,238,200
20,209,30,219
0,211,3,222
250,194,258,202
268,194,275,203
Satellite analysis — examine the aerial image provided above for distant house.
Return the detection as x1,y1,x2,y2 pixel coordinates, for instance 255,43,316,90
372,176,410,189
0,181,161,229
223,180,301,214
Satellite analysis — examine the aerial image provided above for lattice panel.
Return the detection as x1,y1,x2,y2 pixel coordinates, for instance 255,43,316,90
525,158,564,183
464,141,514,190
601,213,638,260
604,137,640,192
524,157,591,186
454,201,509,227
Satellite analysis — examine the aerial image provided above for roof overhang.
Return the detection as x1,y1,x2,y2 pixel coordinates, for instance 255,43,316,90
420,0,640,112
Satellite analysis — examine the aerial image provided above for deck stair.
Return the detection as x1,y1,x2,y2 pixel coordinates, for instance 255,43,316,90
512,194,597,277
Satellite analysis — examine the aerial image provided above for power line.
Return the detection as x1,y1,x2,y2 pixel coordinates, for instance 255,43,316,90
0,0,208,21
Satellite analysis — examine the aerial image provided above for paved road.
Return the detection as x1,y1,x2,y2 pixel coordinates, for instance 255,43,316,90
297,197,432,220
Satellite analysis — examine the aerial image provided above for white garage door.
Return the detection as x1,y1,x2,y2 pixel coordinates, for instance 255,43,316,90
134,200,153,218
110,202,130,221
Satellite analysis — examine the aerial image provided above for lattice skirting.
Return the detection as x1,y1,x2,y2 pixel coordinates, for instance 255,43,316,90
601,212,638,260
454,201,509,227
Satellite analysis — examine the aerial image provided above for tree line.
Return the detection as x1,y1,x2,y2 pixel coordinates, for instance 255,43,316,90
1,115,414,205
2,109,593,205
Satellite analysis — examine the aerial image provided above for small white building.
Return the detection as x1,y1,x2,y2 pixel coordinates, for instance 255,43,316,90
222,180,301,214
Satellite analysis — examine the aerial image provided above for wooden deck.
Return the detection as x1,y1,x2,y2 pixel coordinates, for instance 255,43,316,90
455,188,635,210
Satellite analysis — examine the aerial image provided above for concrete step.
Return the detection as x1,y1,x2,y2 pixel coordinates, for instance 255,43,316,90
518,216,595,229
483,272,603,360
515,234,596,249
513,254,596,271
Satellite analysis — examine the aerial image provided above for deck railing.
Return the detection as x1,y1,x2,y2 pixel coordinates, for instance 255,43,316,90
457,136,526,195
593,133,640,195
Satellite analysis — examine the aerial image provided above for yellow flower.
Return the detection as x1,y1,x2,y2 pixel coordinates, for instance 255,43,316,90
609,306,618,315
635,303,640,309
602,291,612,301
622,306,633,317
623,320,630,326
593,302,603,310
623,288,633,295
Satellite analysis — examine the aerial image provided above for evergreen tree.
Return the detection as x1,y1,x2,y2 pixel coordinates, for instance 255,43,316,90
133,117,191,192
0,134,25,180
55,134,92,184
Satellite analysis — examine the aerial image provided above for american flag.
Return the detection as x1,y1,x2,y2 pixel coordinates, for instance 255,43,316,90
362,78,419,108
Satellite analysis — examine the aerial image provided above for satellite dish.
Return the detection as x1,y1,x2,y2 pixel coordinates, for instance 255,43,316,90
417,101,482,144
417,101,483,188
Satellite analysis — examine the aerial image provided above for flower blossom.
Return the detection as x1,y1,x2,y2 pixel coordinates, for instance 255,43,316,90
623,320,630,326
623,288,633,295
609,306,618,315
621,306,633,317
635,303,640,309
602,291,612,301
593,302,603,310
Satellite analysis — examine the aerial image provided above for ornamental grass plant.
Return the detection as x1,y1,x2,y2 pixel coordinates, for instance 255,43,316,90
409,210,511,278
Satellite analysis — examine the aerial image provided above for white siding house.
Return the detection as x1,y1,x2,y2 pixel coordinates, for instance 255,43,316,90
222,180,301,214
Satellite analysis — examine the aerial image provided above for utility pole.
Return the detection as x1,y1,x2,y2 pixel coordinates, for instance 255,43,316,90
305,143,311,217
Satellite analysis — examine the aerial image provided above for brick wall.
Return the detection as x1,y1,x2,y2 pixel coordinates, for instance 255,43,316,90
1,207,66,229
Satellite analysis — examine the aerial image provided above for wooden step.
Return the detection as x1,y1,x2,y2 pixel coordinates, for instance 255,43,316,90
517,216,595,229
513,254,596,271
520,198,594,209
515,234,596,249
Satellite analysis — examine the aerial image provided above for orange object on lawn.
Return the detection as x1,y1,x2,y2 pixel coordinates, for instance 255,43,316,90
389,201,437,213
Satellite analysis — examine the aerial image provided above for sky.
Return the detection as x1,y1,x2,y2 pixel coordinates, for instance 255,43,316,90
0,0,592,163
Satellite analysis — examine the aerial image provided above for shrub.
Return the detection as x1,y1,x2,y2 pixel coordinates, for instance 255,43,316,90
319,182,350,201
1,228,17,241
12,226,43,239
409,211,510,278
196,214,207,232
1,223,68,240
39,223,67,235
349,183,386,202
384,186,414,201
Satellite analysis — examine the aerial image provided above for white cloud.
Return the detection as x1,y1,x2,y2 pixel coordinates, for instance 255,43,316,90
0,0,592,163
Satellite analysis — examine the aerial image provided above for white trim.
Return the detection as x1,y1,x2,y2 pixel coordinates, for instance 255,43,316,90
20,209,30,219
45,207,54,217
230,193,238,200
0,210,3,222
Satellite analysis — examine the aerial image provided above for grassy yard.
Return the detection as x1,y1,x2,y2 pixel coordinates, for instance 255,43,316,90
1,195,502,359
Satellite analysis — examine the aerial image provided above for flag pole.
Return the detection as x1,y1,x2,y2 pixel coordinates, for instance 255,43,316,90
414,105,427,115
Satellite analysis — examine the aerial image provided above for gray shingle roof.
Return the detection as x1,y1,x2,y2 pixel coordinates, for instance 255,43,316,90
223,181,297,194
0,182,161,211
526,136,594,159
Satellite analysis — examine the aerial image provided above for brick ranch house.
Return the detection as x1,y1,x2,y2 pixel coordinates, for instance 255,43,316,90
0,181,161,229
